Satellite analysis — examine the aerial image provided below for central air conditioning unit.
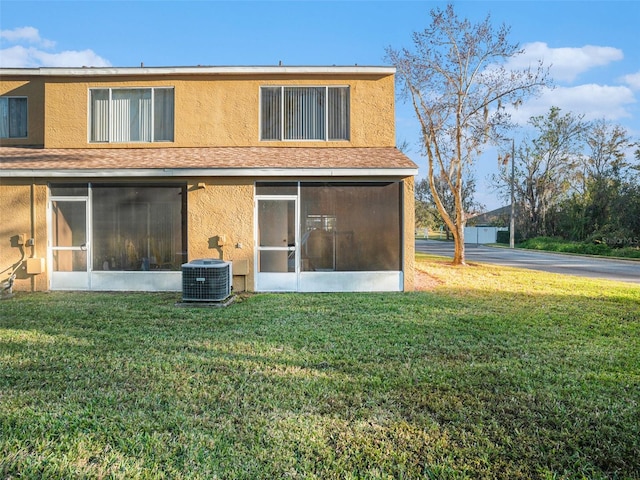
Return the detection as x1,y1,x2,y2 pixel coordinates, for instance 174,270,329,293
182,259,232,302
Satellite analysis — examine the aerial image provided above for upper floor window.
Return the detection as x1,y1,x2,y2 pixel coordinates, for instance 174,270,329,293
261,86,349,141
90,88,174,143
0,97,28,139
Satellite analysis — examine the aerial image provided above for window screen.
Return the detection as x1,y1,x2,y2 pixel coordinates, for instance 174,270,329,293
260,86,349,141
0,97,28,138
90,88,174,143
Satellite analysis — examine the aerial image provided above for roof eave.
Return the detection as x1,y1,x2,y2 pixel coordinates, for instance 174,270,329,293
0,167,418,178
0,65,396,77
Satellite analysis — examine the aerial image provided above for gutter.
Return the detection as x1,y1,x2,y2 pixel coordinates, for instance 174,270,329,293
0,167,418,178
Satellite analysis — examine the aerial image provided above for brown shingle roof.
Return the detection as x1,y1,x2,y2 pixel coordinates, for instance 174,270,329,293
0,147,417,174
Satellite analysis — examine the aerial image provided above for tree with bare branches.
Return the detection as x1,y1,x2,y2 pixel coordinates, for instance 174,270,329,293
387,4,548,264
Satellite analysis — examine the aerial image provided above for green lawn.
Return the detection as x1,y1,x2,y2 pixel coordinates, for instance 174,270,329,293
1,255,639,479
517,236,640,259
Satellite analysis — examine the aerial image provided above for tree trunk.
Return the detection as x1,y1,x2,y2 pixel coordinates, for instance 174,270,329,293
451,198,466,265
452,226,466,265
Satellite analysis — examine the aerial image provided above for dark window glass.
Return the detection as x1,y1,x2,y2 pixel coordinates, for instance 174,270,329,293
260,87,281,140
328,87,350,141
255,182,298,196
0,97,28,138
50,184,89,196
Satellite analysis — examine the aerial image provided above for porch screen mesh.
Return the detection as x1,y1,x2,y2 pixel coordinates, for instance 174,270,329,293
92,185,185,271
299,182,402,272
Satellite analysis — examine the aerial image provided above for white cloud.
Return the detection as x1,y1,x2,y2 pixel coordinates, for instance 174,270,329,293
0,26,55,48
507,42,624,83
507,84,636,124
0,45,111,68
0,45,32,67
0,26,111,68
621,71,640,91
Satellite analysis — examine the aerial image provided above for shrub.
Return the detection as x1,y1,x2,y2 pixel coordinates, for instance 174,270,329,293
496,230,510,244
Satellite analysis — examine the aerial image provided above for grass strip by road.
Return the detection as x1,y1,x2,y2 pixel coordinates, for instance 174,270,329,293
1,255,638,479
517,236,640,259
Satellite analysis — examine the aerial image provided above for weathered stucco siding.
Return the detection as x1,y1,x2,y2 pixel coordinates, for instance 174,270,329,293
186,179,256,292
0,180,48,292
403,177,416,291
39,73,395,148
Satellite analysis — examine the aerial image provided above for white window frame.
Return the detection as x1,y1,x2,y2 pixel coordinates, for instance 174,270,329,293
88,87,174,143
259,86,350,142
0,96,28,139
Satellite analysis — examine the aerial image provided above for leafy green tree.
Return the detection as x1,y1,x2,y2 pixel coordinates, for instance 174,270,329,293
581,119,635,239
583,119,632,182
556,120,638,242
493,107,587,238
414,179,440,232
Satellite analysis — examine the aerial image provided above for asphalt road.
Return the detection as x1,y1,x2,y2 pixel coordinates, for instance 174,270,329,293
416,239,640,285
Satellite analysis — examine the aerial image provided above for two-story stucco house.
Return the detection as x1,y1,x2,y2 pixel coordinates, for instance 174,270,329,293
0,66,418,294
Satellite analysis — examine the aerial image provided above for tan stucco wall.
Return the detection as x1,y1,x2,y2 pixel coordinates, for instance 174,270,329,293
40,73,395,148
0,177,257,293
186,178,256,292
403,177,416,292
188,176,416,292
0,78,45,146
0,180,48,292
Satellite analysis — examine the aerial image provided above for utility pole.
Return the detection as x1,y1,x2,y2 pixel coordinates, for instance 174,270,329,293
509,138,515,249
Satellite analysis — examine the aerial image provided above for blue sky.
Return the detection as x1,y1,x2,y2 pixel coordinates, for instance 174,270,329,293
1,0,639,209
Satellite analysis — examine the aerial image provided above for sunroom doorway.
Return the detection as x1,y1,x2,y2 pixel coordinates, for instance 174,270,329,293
255,193,299,292
49,187,91,290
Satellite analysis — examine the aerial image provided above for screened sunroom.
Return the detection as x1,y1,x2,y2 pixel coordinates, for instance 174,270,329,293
47,179,405,293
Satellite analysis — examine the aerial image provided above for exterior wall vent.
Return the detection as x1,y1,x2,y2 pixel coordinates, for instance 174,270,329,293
182,259,232,302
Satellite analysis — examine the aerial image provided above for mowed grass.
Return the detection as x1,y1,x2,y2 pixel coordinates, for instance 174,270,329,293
1,255,639,479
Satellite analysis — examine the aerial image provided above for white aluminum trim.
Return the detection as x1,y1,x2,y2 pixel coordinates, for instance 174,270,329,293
48,196,91,290
0,168,418,178
90,271,181,291
298,271,403,292
255,272,298,292
1,66,395,77
254,196,300,291
50,272,91,291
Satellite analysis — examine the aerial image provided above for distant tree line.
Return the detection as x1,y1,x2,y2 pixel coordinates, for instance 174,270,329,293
490,107,640,247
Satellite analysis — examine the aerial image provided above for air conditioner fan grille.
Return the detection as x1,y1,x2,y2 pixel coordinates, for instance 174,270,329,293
182,259,232,302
